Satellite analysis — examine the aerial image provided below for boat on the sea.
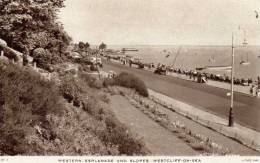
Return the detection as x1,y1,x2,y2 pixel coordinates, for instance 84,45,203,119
240,53,250,66
240,61,250,66
121,48,138,52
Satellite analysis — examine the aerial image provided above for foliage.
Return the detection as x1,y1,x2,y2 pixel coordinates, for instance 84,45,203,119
99,42,107,51
60,72,148,155
85,42,90,49
79,73,103,89
78,41,85,50
0,63,63,155
59,76,83,103
0,0,71,57
81,98,148,155
32,48,51,69
98,116,147,155
103,72,149,97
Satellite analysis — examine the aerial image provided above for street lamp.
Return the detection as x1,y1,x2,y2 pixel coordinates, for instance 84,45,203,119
195,32,240,127
229,32,235,127
229,26,248,127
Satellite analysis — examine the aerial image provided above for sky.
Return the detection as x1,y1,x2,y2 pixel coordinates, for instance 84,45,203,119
58,0,260,45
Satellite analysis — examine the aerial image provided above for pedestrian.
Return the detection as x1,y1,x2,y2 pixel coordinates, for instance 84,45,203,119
258,76,260,89
257,89,260,98
250,85,254,95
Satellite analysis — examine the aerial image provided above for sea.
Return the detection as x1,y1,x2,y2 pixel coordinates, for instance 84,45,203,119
108,45,260,80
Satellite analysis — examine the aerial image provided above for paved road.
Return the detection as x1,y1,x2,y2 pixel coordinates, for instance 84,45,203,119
103,62,260,132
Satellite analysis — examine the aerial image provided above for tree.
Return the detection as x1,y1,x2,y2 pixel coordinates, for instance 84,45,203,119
85,42,90,49
0,0,71,57
78,41,85,50
99,42,107,51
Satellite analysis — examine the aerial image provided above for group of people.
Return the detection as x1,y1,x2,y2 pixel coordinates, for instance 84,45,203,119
250,76,260,97
105,55,260,97
250,85,260,97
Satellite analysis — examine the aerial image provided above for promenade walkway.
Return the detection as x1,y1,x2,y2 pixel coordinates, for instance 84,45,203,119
167,72,254,97
109,59,257,97
149,89,260,153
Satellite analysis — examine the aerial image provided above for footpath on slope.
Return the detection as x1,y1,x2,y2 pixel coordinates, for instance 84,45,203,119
109,95,198,156
148,89,260,153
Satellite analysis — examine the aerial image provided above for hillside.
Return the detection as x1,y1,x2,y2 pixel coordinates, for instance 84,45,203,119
0,60,148,155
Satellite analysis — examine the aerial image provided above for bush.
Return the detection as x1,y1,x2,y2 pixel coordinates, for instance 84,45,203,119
0,63,63,155
103,72,148,97
97,115,147,155
59,76,82,103
79,73,103,89
79,89,148,155
103,78,116,87
32,48,53,71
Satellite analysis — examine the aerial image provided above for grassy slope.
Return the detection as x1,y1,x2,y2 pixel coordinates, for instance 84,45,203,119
0,61,148,155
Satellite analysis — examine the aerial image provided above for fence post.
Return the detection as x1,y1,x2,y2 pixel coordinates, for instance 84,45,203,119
33,62,38,72
48,73,51,81
0,50,3,58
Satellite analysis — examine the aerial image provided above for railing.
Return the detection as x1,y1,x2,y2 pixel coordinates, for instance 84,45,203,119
0,38,52,81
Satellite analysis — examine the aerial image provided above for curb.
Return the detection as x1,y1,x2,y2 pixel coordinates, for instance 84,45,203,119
148,92,260,152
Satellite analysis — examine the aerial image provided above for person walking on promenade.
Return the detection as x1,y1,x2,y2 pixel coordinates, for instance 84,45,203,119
257,78,260,98
250,85,254,96
256,88,260,98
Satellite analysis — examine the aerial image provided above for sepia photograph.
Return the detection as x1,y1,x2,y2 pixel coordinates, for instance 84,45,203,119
0,0,260,162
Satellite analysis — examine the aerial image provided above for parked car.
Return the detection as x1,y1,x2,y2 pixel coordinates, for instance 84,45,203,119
154,65,167,75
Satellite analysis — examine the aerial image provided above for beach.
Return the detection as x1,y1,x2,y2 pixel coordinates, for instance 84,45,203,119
109,45,260,80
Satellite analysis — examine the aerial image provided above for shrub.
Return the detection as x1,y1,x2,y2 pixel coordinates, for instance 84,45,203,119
78,64,91,72
0,63,63,155
103,72,148,97
89,79,103,89
103,78,116,87
59,76,82,103
97,115,147,155
90,64,98,71
80,91,148,155
79,73,103,89
32,48,54,71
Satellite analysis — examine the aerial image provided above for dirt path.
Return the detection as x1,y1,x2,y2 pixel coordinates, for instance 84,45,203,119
109,95,198,155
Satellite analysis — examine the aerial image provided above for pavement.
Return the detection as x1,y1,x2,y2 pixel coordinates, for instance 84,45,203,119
148,89,260,153
103,61,260,132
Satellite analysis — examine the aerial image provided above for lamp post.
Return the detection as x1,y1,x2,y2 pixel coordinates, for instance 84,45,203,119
196,31,243,127
229,32,235,127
